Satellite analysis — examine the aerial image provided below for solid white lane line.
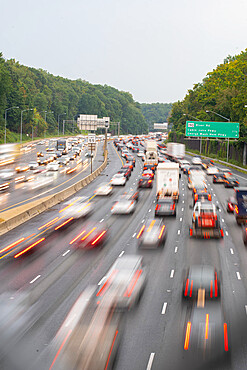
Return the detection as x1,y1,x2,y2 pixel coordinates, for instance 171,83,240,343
62,250,70,257
245,305,247,315
174,246,178,253
132,233,136,238
178,230,181,235
226,231,229,236
30,275,41,284
236,272,241,280
181,208,184,211
230,248,234,255
180,217,182,222
161,302,167,315
119,250,125,257
146,353,155,370
98,276,106,285
170,269,175,278
100,218,104,223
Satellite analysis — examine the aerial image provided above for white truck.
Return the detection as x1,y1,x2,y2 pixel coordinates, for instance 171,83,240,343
156,163,179,201
145,140,158,165
166,142,185,161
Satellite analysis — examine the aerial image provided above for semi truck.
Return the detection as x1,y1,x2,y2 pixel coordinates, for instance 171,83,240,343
166,142,185,161
156,162,179,201
144,140,158,166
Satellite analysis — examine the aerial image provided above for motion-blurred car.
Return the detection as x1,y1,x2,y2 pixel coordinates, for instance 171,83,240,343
213,172,225,183
0,179,10,192
58,196,93,224
126,156,135,166
224,175,239,188
226,196,235,213
155,198,176,216
122,189,139,202
111,173,126,186
183,265,220,300
191,156,202,165
46,161,59,171
184,303,229,365
190,201,223,238
143,163,155,172
142,170,154,179
96,255,146,309
138,176,153,188
29,173,54,190
70,221,108,249
15,163,29,173
0,168,15,180
37,151,44,157
28,161,39,170
137,151,145,157
192,188,211,206
206,165,219,175
118,168,131,180
111,199,136,215
94,182,113,196
137,219,166,249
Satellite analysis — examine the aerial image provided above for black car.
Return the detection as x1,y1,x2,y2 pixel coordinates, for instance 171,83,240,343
213,173,225,183
224,175,239,188
155,198,176,216
138,176,153,188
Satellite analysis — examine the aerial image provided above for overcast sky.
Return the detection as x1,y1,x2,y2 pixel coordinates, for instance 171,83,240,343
1,0,247,103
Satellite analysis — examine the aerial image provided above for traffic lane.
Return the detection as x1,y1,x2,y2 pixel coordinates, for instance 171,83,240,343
0,143,100,213
4,174,157,369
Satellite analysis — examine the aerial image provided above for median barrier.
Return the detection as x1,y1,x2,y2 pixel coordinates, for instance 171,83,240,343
0,152,108,236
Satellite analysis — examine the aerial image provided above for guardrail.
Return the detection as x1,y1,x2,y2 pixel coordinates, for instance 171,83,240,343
186,151,247,173
0,150,108,236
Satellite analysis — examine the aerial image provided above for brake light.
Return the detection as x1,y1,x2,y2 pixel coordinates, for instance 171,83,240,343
235,205,239,214
205,314,209,340
184,322,191,350
224,323,229,351
55,217,74,230
195,194,198,202
189,280,193,297
14,237,45,258
184,279,189,296
208,194,212,201
158,225,166,239
215,271,218,297
91,230,106,245
137,225,145,239
170,203,175,210
148,180,152,183
155,204,161,211
210,280,213,298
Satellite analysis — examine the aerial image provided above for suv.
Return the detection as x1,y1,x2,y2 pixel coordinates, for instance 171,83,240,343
190,201,223,238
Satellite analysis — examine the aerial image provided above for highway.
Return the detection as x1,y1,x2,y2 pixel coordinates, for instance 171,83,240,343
0,140,100,213
0,140,247,369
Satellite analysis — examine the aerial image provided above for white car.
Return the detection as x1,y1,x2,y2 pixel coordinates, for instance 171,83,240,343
111,199,136,214
110,173,126,186
207,166,219,175
94,182,113,196
46,161,59,171
137,151,144,157
60,196,93,219
192,156,202,165
28,161,39,170
0,169,15,180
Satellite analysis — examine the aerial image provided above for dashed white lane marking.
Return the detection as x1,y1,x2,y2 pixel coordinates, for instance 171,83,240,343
149,209,151,212
180,217,182,222
98,276,106,285
216,200,219,203
178,230,181,235
62,250,70,257
226,231,229,236
230,248,234,255
214,193,216,196
161,302,167,315
119,250,125,257
236,272,241,280
132,233,136,238
133,183,135,185
146,353,155,370
182,188,184,191
174,247,178,253
153,200,156,203
100,218,104,223
170,269,175,278
219,209,222,212
245,305,247,315
142,219,145,223
181,208,184,211
183,193,184,196
30,275,41,284
182,200,185,204
222,219,225,222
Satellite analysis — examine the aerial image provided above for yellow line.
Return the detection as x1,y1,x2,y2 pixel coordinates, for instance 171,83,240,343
111,142,124,166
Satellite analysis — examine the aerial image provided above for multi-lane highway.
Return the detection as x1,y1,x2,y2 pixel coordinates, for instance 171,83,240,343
0,139,247,370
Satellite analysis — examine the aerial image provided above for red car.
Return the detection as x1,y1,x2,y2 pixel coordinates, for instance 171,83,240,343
69,222,108,249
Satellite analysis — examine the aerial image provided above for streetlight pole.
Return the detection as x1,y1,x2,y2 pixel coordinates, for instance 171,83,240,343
20,108,33,144
183,114,202,153
4,106,19,144
58,113,66,136
205,110,230,161
42,111,53,138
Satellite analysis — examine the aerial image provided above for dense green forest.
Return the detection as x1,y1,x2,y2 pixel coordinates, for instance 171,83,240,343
168,50,247,142
141,103,172,130
0,53,148,141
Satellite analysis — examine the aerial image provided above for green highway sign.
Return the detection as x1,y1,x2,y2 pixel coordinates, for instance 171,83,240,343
185,121,239,139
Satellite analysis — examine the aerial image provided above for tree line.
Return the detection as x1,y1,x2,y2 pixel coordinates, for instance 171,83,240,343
0,53,148,142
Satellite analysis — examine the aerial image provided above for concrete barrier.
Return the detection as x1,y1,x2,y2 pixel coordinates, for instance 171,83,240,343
0,152,108,236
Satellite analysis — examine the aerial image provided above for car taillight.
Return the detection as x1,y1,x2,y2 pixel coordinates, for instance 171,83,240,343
208,194,212,201
170,203,175,210
155,204,161,211
148,180,152,183
235,205,239,214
